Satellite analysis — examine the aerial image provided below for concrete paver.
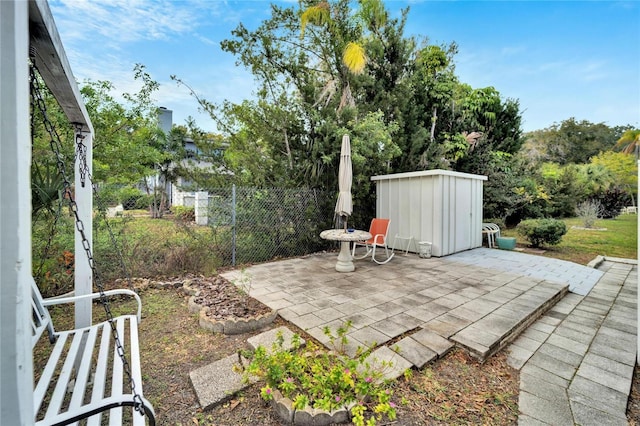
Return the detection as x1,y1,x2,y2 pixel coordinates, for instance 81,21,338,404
393,336,437,368
410,328,454,357
570,399,627,426
518,390,573,425
189,354,254,411
362,346,413,381
247,325,304,353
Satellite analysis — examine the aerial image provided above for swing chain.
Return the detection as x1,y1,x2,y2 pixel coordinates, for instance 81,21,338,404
30,60,146,417
74,126,88,188
72,123,135,292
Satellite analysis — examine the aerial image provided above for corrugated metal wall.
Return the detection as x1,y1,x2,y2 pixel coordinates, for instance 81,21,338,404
373,170,486,257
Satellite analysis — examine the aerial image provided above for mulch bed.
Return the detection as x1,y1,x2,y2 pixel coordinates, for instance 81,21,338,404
189,275,272,320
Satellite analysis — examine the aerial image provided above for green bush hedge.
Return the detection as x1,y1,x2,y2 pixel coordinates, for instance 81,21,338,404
516,218,567,248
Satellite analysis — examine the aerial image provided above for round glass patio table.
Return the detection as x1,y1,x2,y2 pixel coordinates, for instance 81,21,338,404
320,229,372,272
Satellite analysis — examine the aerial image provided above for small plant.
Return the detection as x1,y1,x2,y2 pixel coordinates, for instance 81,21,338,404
576,200,602,228
516,218,567,248
239,323,398,425
233,268,253,309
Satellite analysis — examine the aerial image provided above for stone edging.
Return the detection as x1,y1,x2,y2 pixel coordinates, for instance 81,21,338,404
183,283,277,335
270,389,355,425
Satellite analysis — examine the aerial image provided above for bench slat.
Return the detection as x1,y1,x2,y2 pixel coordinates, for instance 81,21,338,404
68,326,99,411
34,333,68,415
87,323,112,426
129,317,146,426
44,330,85,419
108,318,126,426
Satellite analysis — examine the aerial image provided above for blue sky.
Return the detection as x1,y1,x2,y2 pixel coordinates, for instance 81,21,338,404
49,0,639,133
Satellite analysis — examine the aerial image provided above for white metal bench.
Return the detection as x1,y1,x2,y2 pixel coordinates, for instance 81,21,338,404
31,278,155,425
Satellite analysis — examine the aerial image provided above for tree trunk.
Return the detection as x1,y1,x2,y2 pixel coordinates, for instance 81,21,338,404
283,127,293,169
430,106,437,143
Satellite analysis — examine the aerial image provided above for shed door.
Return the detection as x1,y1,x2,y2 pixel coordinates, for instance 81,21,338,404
454,179,472,252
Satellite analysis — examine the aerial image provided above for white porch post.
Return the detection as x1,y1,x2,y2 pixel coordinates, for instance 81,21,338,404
74,129,93,329
0,0,33,423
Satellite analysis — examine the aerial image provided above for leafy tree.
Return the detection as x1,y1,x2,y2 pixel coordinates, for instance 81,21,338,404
216,2,405,189
589,150,637,205
81,68,164,187
175,0,525,221
575,163,616,198
615,128,640,157
30,72,74,218
539,163,581,217
452,85,523,174
521,118,619,165
482,152,531,222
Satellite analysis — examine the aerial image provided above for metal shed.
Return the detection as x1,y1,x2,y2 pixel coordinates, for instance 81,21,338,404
372,169,487,257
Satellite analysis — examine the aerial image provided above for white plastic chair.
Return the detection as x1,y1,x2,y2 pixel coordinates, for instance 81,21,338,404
482,223,501,248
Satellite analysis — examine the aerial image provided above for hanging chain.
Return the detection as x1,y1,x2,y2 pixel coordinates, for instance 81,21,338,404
75,129,88,188
30,59,146,417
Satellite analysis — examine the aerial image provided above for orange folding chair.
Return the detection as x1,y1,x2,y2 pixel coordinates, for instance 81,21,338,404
352,218,395,264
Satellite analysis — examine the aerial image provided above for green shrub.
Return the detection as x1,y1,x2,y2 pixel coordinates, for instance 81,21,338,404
590,187,628,219
122,194,144,210
516,218,567,248
129,193,163,211
239,322,398,425
173,206,195,222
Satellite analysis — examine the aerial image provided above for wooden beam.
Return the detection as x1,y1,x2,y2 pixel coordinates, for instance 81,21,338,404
28,0,93,133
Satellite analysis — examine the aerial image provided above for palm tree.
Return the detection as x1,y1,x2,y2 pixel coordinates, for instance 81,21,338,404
615,129,640,158
300,0,383,111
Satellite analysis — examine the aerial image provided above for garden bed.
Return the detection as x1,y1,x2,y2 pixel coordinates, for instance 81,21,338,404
182,275,276,334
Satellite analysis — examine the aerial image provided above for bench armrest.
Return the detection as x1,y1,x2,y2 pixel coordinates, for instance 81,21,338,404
42,289,142,323
36,395,156,426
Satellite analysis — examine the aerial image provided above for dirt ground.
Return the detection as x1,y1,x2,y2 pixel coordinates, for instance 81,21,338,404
37,275,639,425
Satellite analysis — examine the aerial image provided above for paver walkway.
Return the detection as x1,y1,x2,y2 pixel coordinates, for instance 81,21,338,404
449,248,604,295
507,258,637,425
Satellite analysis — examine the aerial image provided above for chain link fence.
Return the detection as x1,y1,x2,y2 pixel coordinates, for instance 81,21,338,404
203,186,334,266
33,183,336,295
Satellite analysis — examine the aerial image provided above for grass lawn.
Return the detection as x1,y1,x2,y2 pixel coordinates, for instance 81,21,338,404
501,214,637,265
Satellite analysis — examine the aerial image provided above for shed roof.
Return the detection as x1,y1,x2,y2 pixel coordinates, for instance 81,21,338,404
371,169,488,181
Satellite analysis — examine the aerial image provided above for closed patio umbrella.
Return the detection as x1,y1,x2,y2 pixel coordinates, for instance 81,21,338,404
335,134,353,230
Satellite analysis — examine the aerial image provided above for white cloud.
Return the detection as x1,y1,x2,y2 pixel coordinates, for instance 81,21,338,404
51,0,214,43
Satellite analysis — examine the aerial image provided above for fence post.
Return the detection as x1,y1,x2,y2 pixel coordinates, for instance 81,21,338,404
195,191,208,225
232,185,237,266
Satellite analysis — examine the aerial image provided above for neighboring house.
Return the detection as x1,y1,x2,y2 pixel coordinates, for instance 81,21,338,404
156,107,232,208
